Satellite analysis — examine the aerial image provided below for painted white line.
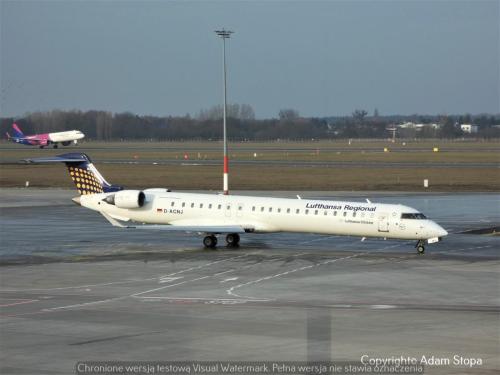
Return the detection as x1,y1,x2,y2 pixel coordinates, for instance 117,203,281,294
370,304,397,309
158,276,183,284
299,236,337,245
38,255,256,312
42,296,127,312
157,254,249,279
227,253,365,299
0,299,39,307
0,278,159,292
131,275,211,297
137,296,270,302
220,277,239,284
214,269,235,276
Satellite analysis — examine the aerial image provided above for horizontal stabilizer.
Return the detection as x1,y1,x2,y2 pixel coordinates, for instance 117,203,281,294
24,153,122,195
23,154,91,164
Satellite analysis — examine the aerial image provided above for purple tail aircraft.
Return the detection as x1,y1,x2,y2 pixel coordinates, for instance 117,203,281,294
6,123,84,149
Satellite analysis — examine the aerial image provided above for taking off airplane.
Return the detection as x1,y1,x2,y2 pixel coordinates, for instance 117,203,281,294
6,123,84,148
26,153,448,254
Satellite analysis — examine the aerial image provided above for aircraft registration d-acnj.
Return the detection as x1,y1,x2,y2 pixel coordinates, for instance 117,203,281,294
26,153,447,254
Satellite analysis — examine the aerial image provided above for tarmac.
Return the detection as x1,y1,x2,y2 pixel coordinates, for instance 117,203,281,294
0,189,499,374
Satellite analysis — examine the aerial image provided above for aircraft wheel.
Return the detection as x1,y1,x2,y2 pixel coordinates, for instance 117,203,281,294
53,144,58,149
39,146,44,149
226,233,240,247
203,235,217,249
417,244,425,254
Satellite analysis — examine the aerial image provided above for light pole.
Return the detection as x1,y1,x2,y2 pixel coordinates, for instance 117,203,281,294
215,29,233,195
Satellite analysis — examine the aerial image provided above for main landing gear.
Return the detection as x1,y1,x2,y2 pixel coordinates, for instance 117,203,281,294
415,240,425,254
203,235,217,248
202,233,240,249
226,233,240,247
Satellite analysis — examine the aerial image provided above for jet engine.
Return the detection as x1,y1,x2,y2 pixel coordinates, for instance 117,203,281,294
104,190,145,208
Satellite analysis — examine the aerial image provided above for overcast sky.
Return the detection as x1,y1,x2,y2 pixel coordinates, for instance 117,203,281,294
1,0,498,118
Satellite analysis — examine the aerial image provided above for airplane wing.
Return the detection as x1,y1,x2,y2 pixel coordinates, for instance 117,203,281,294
101,212,248,233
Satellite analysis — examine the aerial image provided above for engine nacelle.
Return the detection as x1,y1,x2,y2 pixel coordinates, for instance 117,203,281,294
104,190,145,209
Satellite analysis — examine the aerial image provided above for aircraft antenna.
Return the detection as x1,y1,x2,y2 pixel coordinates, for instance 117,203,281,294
215,28,233,195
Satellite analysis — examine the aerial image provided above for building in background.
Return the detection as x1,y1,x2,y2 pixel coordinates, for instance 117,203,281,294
460,124,479,133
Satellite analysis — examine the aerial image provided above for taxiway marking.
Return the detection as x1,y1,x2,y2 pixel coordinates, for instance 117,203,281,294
227,252,366,299
0,299,39,307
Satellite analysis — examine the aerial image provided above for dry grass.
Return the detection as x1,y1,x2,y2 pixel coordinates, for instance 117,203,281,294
1,140,498,191
1,164,498,191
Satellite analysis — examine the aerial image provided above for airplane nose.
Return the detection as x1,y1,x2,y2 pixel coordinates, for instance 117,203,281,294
434,223,448,237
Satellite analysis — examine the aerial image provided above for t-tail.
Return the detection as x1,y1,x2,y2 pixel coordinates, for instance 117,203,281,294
11,123,24,138
24,153,123,195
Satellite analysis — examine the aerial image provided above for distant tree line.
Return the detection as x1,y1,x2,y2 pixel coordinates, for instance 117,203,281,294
1,107,499,141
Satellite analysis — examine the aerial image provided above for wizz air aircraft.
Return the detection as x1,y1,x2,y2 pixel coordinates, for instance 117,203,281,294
6,123,84,148
26,153,447,254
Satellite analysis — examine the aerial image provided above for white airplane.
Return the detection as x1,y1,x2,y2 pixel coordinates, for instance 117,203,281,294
6,123,84,148
26,153,448,254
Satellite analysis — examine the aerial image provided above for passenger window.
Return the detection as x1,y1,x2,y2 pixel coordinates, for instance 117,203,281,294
353,212,356,217
296,209,300,214
226,205,230,210
182,202,185,207
200,203,203,208
324,211,327,216
209,203,212,209
314,210,318,215
171,202,175,207
191,203,194,208
334,211,337,216
305,209,309,215
238,206,242,211
261,207,265,212
269,207,272,213
252,206,256,212
218,204,222,209
287,208,290,213
343,212,347,217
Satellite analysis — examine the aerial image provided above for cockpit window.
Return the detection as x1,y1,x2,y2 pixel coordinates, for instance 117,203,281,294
401,213,427,219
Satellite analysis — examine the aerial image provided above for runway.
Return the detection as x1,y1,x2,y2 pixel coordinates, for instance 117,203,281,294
0,189,499,374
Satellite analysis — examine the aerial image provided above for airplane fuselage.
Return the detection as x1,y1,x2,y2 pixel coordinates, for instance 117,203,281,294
80,190,447,241
11,130,84,146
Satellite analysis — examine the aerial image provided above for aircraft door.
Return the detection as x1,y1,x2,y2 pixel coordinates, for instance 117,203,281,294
378,213,389,232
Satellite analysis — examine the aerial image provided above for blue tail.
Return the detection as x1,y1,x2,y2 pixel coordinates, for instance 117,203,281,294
24,153,123,195
12,123,24,138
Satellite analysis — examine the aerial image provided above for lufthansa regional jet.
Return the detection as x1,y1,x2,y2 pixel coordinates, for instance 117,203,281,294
26,153,448,254
6,123,84,148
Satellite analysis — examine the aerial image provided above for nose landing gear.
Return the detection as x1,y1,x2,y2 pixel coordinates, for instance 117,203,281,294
415,240,425,254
